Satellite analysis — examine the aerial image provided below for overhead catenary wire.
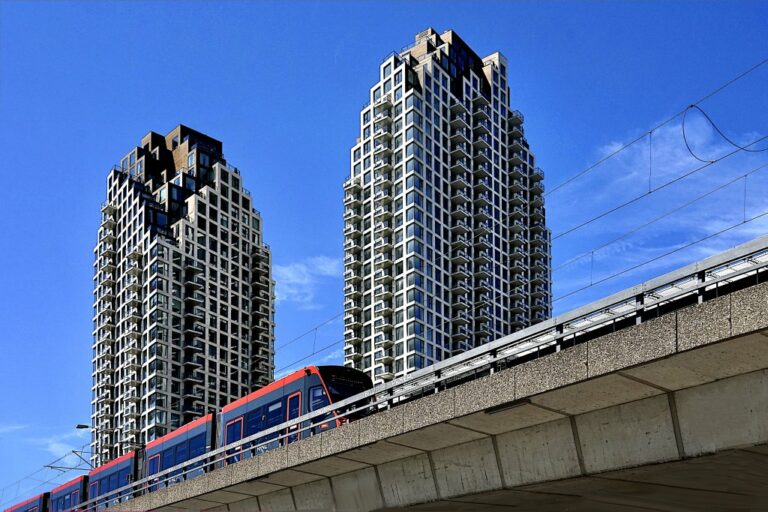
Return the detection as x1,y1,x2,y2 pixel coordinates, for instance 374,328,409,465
546,56,768,196
682,104,768,163
553,161,768,273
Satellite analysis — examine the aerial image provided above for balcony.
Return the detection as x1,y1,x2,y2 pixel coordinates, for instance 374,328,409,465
510,152,525,165
475,235,492,250
374,335,394,350
451,205,470,220
474,264,492,278
475,278,492,292
101,202,116,214
450,100,469,114
510,219,526,233
374,269,393,284
345,346,363,362
475,162,492,177
184,371,205,385
531,194,544,207
509,165,525,178
453,325,470,340
344,253,362,268
184,339,205,352
344,177,362,192
451,265,470,279
474,148,492,163
101,214,116,229
452,234,470,249
509,137,524,152
374,158,393,173
373,125,393,141
474,133,492,149
344,238,362,252
379,371,395,382
453,295,469,309
451,158,470,174
474,206,492,222
344,222,362,238
475,250,491,264
510,246,526,260
509,109,524,125
509,204,526,219
531,284,549,297
375,352,394,365
374,285,393,300
344,284,362,298
344,313,362,329
345,330,362,345
531,233,549,246
531,298,549,311
475,119,492,134
450,127,470,144
344,192,362,207
450,112,469,128
451,249,469,264
373,141,393,156
374,300,393,316
532,167,545,181
374,318,394,333
531,271,547,284
184,276,204,290
374,252,393,268
475,221,492,235
451,280,470,295
374,189,393,204
374,221,393,236
374,237,393,253
344,268,362,283
474,192,492,207
473,104,491,120
475,308,492,322
510,192,526,205
374,109,392,125
509,125,524,140
375,93,392,108
451,219,470,235
451,190,470,204
531,258,548,271
451,142,470,159
476,177,492,192
374,204,393,220
472,93,490,106
451,173,470,189
531,207,545,221
344,208,362,222
99,230,116,244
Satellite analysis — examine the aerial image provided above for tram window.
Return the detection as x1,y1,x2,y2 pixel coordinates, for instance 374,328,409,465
310,386,329,410
266,400,282,427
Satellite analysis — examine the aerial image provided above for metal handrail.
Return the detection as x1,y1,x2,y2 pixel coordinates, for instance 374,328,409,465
78,234,768,510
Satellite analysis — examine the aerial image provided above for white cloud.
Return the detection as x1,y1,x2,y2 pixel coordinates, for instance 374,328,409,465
549,114,768,312
0,424,26,435
273,256,342,310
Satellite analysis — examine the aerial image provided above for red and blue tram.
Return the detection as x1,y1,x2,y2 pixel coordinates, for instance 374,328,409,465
3,365,371,512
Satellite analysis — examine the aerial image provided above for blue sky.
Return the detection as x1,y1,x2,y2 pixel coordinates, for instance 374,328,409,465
0,0,767,503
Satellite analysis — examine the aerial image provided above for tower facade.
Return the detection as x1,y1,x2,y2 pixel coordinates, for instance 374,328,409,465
91,125,275,465
343,29,551,383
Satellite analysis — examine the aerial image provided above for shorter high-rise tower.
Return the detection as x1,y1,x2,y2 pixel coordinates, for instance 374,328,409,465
91,125,275,465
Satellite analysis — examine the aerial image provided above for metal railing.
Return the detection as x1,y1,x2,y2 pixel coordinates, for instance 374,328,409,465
78,235,768,510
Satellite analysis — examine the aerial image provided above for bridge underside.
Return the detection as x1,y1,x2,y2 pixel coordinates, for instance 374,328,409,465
392,445,768,511
118,284,768,512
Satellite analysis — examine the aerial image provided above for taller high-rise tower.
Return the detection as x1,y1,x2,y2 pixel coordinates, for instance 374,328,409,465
343,29,551,384
91,125,275,465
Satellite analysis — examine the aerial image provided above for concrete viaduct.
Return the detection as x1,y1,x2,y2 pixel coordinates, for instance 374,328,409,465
111,278,768,511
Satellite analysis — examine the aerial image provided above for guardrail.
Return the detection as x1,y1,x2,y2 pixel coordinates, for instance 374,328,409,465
79,234,768,510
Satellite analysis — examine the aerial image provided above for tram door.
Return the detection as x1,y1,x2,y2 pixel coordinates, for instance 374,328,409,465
286,392,301,444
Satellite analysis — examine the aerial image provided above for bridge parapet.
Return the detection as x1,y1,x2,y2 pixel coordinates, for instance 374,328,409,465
113,279,768,511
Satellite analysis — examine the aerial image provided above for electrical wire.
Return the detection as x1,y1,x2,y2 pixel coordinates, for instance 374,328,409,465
553,161,768,273
552,134,768,241
682,104,768,163
546,56,768,196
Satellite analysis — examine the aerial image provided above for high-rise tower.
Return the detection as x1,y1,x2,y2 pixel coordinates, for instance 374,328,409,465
91,125,275,465
343,29,551,383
